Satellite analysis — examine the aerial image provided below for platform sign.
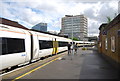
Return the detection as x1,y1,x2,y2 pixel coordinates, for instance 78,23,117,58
111,36,115,52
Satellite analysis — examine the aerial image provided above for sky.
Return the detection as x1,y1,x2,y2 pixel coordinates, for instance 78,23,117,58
0,0,119,36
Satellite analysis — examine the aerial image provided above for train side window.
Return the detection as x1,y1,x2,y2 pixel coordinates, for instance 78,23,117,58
0,38,2,55
1,37,25,55
59,41,68,47
1,38,7,55
39,40,53,50
111,36,115,52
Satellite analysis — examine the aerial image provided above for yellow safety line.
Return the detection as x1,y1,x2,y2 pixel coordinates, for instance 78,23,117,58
11,55,65,81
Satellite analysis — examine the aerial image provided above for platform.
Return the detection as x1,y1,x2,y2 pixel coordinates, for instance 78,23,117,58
1,48,119,81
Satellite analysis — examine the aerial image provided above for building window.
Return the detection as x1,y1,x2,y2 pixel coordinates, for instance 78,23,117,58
1,37,25,55
111,36,115,52
105,38,107,50
99,42,101,48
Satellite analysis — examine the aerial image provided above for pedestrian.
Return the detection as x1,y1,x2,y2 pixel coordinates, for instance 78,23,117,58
74,43,78,54
67,43,71,55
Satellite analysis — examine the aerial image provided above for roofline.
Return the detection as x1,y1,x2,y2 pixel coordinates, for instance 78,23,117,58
30,29,69,38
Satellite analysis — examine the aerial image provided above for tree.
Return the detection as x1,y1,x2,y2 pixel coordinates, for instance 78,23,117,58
106,13,117,23
70,37,79,41
106,16,112,23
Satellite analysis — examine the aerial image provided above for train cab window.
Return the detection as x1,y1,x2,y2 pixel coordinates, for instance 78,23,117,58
1,37,25,55
39,40,53,50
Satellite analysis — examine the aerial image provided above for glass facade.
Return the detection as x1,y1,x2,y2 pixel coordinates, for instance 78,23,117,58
32,23,47,32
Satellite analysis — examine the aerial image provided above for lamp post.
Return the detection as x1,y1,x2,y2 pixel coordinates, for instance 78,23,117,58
71,16,74,56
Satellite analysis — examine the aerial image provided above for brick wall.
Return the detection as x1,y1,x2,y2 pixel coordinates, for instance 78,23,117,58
98,14,120,64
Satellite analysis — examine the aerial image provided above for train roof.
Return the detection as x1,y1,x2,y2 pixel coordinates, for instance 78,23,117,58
30,29,69,38
0,24,71,41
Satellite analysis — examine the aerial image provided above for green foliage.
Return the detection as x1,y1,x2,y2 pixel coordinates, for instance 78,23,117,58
70,37,79,41
106,16,112,23
106,13,117,23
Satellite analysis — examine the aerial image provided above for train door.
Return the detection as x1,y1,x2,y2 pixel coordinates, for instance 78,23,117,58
23,31,32,63
30,31,39,61
52,38,58,55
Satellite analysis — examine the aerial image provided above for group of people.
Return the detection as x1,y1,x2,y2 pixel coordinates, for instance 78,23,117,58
67,43,78,55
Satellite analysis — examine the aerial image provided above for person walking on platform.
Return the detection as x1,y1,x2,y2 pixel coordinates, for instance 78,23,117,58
74,43,78,54
67,43,71,55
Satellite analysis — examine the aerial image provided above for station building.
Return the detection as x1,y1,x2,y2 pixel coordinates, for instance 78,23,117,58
98,14,120,68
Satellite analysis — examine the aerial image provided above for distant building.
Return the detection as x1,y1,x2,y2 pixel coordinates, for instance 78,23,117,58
86,36,98,45
32,23,47,32
60,15,87,40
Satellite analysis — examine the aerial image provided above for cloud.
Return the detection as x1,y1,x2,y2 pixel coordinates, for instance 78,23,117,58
0,0,119,37
82,1,118,36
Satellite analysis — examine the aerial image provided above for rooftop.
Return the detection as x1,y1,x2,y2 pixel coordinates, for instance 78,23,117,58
0,17,29,30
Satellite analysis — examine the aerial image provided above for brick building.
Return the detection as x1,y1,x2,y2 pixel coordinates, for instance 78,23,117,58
98,14,120,68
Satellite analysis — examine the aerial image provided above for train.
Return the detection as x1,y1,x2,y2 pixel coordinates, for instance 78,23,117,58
0,23,95,72
0,24,73,71
74,41,95,47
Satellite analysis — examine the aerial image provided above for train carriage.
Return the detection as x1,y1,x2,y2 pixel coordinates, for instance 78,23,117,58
30,30,72,62
56,36,72,53
0,24,31,70
30,30,55,62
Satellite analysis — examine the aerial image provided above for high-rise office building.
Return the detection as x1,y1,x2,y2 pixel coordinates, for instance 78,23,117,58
60,15,87,40
32,23,47,32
